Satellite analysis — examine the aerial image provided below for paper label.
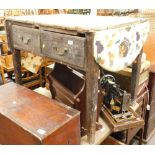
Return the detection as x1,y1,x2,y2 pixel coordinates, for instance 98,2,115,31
147,104,150,111
12,101,17,104
68,40,73,45
37,129,46,135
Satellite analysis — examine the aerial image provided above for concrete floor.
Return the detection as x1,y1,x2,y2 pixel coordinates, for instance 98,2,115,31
132,134,155,145
146,134,155,145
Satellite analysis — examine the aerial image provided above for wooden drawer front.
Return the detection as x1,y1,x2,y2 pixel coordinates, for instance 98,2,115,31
41,31,86,68
12,25,40,54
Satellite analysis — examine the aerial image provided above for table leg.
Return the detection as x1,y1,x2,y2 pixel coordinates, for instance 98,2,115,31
131,50,143,104
125,129,129,144
13,49,22,84
86,33,99,144
0,65,5,84
7,71,13,79
138,128,144,145
39,66,46,87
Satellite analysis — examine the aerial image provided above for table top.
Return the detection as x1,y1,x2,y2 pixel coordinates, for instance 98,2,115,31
6,14,147,32
6,14,150,72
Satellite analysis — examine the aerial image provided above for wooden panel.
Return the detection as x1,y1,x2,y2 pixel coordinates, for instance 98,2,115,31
12,25,40,54
0,114,41,145
0,82,80,144
41,30,86,68
43,116,80,144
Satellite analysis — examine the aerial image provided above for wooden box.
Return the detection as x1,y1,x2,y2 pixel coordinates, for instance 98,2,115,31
0,82,80,145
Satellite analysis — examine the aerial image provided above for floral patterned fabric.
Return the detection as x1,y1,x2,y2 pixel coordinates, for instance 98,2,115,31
21,51,43,73
94,21,150,72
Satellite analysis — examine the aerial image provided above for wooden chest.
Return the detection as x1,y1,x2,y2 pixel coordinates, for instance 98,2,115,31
0,82,80,145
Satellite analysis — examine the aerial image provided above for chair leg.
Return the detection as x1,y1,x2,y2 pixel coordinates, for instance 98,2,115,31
125,129,129,144
39,66,46,87
139,128,144,145
0,65,5,84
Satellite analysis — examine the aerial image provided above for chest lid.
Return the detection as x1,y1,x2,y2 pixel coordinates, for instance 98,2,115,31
0,82,80,140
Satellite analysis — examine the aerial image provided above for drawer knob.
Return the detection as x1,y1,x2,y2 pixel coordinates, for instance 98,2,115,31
64,48,68,53
19,35,31,45
57,48,68,56
23,37,31,45
57,51,65,56
19,35,23,41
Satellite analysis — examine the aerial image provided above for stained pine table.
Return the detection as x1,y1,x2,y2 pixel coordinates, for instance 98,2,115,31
5,14,149,144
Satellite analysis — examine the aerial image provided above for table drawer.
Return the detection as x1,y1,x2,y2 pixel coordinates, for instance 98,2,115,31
12,25,40,54
41,30,86,68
